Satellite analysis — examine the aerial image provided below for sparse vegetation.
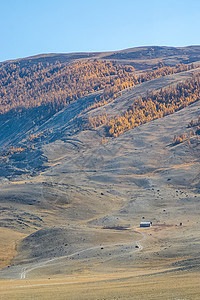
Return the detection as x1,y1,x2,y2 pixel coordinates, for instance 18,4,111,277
173,133,188,144
28,129,52,142
8,147,26,155
188,115,200,128
88,112,108,129
2,145,35,156
173,115,200,144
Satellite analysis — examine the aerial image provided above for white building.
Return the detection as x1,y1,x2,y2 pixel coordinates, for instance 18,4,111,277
140,221,151,227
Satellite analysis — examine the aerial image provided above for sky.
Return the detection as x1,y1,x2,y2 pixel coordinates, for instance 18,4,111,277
0,0,200,62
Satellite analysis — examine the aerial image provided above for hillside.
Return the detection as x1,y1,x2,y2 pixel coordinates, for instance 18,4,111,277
0,46,200,299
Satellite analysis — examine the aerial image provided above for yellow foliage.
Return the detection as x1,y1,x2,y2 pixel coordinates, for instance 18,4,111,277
87,73,200,138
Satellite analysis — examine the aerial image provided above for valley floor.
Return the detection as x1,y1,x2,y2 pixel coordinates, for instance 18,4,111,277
1,270,200,300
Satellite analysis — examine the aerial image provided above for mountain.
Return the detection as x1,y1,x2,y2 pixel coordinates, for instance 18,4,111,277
0,46,200,298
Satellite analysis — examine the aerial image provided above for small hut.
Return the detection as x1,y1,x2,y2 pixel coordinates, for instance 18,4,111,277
140,221,151,228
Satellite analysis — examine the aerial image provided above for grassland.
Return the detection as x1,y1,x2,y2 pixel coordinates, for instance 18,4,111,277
1,271,200,299
0,228,26,269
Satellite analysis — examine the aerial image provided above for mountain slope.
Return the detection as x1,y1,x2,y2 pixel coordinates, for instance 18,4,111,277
0,47,200,290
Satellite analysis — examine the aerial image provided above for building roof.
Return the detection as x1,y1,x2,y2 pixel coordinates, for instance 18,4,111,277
140,221,151,225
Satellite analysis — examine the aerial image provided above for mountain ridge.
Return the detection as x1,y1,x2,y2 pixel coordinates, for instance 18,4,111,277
2,45,200,68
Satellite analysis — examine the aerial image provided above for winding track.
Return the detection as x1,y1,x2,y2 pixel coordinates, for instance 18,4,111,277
20,231,145,279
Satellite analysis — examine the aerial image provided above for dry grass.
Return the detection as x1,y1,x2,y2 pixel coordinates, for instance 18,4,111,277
0,228,26,269
0,271,200,299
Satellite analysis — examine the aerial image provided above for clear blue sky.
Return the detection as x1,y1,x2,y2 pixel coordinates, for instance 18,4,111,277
0,0,200,62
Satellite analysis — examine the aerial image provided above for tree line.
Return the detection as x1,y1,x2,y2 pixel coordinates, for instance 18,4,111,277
87,73,200,138
0,58,196,123
85,63,196,112
0,60,134,117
